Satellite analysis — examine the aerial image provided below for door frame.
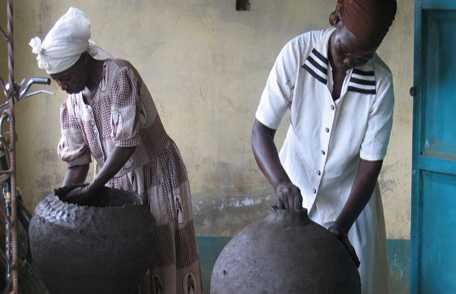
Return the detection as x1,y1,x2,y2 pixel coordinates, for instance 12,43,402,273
411,1,456,293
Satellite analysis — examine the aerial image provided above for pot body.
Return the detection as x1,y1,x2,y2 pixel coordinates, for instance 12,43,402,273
29,188,156,294
210,209,361,294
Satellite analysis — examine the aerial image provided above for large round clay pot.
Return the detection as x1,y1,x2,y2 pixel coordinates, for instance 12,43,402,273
210,208,361,294
29,187,156,294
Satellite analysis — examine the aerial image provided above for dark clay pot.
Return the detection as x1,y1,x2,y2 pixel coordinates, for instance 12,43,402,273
29,187,156,294
210,208,361,294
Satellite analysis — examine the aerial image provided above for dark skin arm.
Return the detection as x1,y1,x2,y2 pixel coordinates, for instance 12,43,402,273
63,164,89,186
328,159,382,267
330,159,383,235
90,146,136,190
65,146,136,200
251,119,303,211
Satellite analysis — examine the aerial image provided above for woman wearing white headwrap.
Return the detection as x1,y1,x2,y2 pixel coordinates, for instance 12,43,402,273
30,7,203,294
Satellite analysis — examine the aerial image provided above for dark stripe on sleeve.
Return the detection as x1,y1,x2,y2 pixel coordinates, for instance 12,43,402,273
302,63,327,84
311,49,329,64
348,86,376,95
350,77,376,86
353,68,375,76
307,56,328,75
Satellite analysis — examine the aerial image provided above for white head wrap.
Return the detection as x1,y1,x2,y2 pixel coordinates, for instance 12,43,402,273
29,7,111,75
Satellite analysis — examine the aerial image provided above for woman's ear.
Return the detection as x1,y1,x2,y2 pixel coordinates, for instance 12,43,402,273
329,10,340,26
329,2,343,26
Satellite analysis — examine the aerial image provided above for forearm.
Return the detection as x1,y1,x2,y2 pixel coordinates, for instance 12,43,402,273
251,120,291,188
90,146,136,190
63,164,90,186
335,159,383,234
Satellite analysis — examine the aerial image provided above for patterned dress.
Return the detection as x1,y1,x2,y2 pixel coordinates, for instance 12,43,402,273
57,59,203,294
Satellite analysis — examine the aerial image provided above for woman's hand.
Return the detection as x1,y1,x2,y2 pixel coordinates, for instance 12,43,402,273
327,223,360,268
274,182,303,212
64,185,94,204
252,121,302,212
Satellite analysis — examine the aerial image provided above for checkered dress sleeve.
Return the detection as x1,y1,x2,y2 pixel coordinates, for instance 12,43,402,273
57,99,91,167
110,66,142,147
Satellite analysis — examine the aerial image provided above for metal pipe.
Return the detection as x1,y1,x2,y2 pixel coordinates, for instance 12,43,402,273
18,77,51,100
6,1,18,293
7,0,14,86
8,110,18,294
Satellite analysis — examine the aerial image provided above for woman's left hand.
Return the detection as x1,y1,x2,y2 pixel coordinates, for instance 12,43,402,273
328,223,361,268
64,185,94,204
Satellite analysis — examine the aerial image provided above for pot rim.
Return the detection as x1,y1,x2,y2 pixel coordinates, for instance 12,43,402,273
32,189,151,229
52,186,144,211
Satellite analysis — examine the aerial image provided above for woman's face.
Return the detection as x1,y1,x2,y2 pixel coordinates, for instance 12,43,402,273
331,20,376,70
51,54,89,94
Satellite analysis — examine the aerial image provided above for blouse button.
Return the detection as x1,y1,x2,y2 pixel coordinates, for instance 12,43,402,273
325,128,330,133
317,170,321,176
313,188,317,194
321,150,326,156
331,105,335,111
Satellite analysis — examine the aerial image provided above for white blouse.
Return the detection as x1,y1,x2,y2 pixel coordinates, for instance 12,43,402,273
255,28,394,222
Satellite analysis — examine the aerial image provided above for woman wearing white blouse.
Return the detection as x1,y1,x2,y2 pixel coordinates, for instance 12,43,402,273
251,1,397,294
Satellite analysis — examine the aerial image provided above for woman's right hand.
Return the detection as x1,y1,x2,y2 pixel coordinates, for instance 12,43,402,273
274,182,303,212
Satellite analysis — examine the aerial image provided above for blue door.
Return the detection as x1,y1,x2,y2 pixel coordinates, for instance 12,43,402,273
412,1,456,293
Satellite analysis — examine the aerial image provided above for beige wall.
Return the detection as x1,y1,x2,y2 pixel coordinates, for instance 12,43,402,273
13,0,413,239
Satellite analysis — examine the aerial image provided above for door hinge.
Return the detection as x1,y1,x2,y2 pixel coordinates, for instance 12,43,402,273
409,86,417,98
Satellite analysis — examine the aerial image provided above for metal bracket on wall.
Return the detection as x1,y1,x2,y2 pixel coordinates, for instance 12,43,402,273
236,0,251,11
409,86,416,98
